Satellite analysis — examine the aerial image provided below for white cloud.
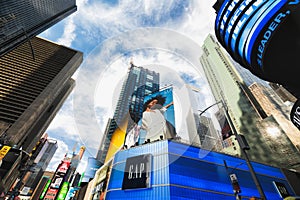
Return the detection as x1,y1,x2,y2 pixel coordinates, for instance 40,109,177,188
45,0,218,169
57,16,76,46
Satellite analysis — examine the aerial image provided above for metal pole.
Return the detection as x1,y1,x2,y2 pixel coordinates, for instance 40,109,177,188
220,100,267,200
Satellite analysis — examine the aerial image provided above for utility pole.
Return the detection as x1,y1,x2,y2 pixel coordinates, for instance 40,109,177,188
199,99,267,199
220,100,267,200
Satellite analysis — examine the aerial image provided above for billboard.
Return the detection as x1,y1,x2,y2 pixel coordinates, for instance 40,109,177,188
125,87,176,147
56,182,69,200
39,179,51,199
43,188,58,200
214,0,300,98
57,160,71,174
82,157,102,183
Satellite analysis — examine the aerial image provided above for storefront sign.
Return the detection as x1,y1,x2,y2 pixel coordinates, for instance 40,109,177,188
122,154,152,190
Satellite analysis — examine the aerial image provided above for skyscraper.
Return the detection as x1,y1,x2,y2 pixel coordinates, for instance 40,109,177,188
20,135,58,196
0,36,82,153
0,36,82,193
0,0,77,56
96,63,159,164
269,83,297,103
249,82,300,152
200,34,300,171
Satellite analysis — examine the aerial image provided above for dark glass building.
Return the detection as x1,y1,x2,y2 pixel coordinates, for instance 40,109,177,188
96,63,159,164
0,37,82,153
0,37,82,193
0,0,77,57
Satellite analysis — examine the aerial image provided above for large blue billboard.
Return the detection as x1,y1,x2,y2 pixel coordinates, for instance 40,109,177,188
82,157,102,183
106,140,297,199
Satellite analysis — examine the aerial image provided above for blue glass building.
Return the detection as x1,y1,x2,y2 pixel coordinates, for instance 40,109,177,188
96,63,160,164
105,140,296,200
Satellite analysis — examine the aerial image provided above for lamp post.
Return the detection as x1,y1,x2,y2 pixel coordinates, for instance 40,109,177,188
199,99,267,200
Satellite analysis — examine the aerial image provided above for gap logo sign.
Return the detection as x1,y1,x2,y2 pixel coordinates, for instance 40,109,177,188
122,154,152,190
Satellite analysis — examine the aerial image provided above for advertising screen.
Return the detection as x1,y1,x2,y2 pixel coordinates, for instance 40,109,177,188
82,157,102,183
125,87,176,146
39,179,51,199
56,182,69,200
44,188,58,200
57,160,70,174
214,0,300,96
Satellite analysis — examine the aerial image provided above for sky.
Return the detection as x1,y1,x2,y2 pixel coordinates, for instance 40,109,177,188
39,0,217,173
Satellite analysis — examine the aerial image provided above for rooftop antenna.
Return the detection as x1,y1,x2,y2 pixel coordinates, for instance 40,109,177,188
129,57,135,69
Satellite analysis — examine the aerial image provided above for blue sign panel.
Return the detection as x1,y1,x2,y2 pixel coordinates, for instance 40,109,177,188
106,140,295,199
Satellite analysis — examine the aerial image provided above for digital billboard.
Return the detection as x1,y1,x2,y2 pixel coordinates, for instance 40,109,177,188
214,0,300,98
44,188,58,200
56,182,69,200
125,87,176,146
57,160,70,174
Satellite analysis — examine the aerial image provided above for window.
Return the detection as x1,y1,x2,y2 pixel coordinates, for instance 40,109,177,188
147,74,153,80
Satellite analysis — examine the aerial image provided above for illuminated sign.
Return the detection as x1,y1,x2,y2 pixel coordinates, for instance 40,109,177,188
214,0,300,77
0,146,11,161
57,160,70,174
39,179,51,199
122,154,152,190
290,99,300,130
56,182,69,200
273,181,290,198
44,188,58,200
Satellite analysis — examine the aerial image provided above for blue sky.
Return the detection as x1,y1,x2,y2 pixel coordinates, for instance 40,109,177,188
40,0,217,173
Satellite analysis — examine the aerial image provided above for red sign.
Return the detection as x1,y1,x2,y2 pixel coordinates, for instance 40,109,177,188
57,161,70,173
44,188,58,200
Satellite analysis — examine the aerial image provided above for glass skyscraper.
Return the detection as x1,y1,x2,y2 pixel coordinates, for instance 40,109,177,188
200,34,300,171
0,37,82,193
96,63,159,165
0,0,77,56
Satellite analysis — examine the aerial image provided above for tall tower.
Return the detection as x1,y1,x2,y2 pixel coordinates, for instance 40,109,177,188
0,36,83,153
20,136,58,196
96,63,159,164
0,0,77,56
0,36,82,193
200,34,300,171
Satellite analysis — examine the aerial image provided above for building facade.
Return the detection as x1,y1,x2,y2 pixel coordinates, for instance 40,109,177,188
0,0,77,56
20,136,58,196
0,36,82,153
249,82,300,152
96,63,159,164
100,140,298,199
0,36,82,193
269,83,297,103
200,34,300,171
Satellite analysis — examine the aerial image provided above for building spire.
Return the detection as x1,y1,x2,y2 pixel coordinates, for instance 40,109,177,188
129,57,135,69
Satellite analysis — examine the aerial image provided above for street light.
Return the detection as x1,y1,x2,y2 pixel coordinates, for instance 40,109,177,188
199,99,267,200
